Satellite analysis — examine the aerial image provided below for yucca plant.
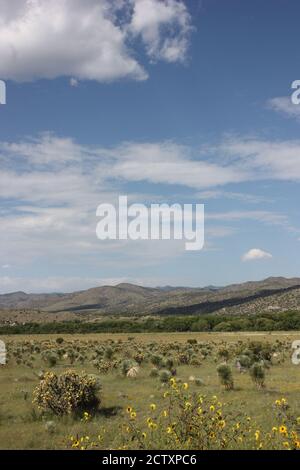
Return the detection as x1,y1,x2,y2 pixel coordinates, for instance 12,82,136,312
250,363,265,389
217,364,234,390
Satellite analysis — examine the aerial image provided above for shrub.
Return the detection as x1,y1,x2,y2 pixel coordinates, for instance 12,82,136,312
120,359,137,376
217,364,234,390
149,367,159,378
195,378,205,386
250,363,266,389
33,370,101,415
159,369,172,383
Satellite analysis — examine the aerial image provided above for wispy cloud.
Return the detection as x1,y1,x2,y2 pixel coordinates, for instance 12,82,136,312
267,96,300,121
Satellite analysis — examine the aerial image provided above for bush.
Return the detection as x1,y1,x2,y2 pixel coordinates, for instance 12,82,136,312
217,364,234,390
33,370,101,415
120,359,137,376
149,367,159,378
159,369,172,383
250,363,266,389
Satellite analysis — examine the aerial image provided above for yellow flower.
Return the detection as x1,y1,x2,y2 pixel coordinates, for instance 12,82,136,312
162,410,168,417
150,403,156,411
166,426,172,434
218,420,226,429
142,432,147,439
279,425,287,435
197,407,202,415
255,430,260,441
183,382,189,390
149,422,157,430
283,441,290,449
130,411,137,419
272,427,278,433
210,405,215,412
163,391,169,398
72,440,80,448
185,401,192,410
126,406,132,413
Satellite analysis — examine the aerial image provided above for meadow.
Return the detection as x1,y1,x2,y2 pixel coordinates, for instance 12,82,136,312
0,331,300,450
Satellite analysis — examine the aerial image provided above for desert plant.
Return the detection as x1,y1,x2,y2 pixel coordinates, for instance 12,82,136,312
159,369,172,383
33,370,101,415
250,363,266,389
217,364,234,390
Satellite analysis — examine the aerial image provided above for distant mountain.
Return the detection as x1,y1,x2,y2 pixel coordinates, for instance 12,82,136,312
1,277,300,323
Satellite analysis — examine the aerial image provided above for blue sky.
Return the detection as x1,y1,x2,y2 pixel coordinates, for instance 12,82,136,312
0,0,300,293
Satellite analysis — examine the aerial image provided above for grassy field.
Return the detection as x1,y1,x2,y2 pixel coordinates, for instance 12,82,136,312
0,331,300,450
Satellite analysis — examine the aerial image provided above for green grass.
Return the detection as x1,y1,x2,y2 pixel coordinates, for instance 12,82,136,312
0,331,300,449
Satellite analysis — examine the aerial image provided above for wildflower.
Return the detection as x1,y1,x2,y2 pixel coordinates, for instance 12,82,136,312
210,405,215,412
149,422,157,430
272,427,278,433
255,430,260,441
163,391,169,398
130,411,137,419
166,426,172,434
183,382,189,390
150,403,156,411
126,406,132,414
218,420,226,429
283,441,290,449
185,401,192,410
162,410,168,417
142,432,147,439
279,425,287,436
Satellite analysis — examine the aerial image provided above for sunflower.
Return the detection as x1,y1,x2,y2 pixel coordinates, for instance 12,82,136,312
279,425,287,435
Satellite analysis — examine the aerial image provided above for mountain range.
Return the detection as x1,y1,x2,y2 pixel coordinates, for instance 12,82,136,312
1,277,300,324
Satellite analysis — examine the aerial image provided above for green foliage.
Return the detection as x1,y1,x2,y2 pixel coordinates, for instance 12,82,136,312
33,370,101,415
217,363,234,390
250,363,266,389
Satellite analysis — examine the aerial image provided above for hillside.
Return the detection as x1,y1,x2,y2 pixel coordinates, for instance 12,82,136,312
0,277,300,324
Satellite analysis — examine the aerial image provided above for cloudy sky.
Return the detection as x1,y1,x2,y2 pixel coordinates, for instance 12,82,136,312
0,0,300,293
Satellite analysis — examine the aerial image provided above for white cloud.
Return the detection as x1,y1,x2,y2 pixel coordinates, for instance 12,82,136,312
0,0,192,83
129,0,193,63
0,133,299,284
218,136,300,182
267,96,300,120
0,276,141,294
242,248,273,262
70,78,79,87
